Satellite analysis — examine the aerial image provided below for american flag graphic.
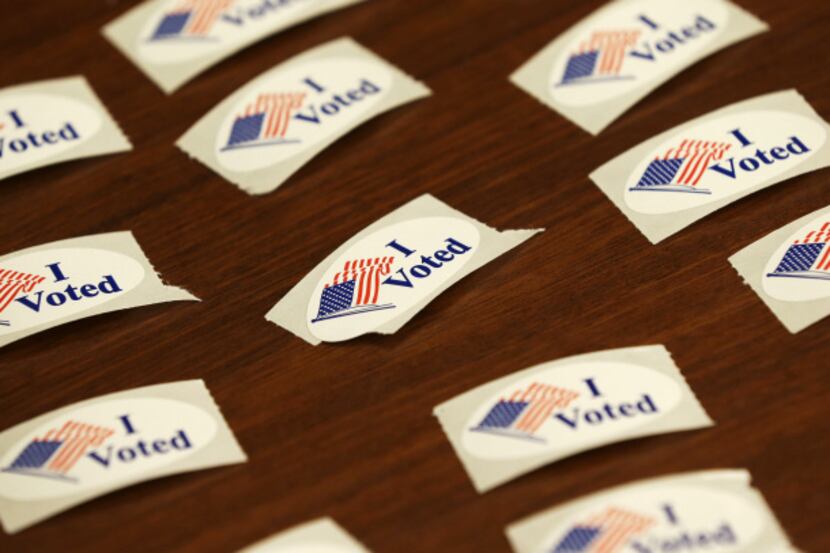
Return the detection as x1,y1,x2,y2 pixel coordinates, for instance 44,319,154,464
223,93,306,150
471,382,580,442
560,31,641,85
631,139,733,194
2,421,115,482
150,0,234,40
551,507,655,553
311,257,397,323
0,268,46,325
768,221,830,280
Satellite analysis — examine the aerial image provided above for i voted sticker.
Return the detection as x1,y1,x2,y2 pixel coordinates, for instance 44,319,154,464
730,204,830,333
0,77,131,182
434,346,712,492
178,37,430,195
267,194,542,345
623,112,826,214
215,58,393,172
0,380,246,534
505,470,798,553
0,232,198,349
511,0,768,134
237,518,371,553
104,0,366,93
591,90,830,243
305,218,479,343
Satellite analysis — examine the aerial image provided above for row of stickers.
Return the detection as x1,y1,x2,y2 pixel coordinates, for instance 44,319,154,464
0,348,801,553
0,0,820,549
2,192,830,347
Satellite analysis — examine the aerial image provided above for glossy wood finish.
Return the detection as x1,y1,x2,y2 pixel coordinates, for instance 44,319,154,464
0,0,828,551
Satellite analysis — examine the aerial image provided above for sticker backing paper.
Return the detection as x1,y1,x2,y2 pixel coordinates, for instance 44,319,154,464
0,231,198,349
590,90,830,243
238,518,371,553
267,194,542,345
0,380,246,534
103,0,366,93
177,37,431,195
510,0,768,134
506,470,799,553
0,77,131,182
730,204,830,333
434,345,712,493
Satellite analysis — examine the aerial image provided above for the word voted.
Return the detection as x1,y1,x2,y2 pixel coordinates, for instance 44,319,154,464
382,238,474,289
87,414,193,468
0,110,81,158
15,262,123,313
629,14,718,62
553,377,660,429
630,504,740,552
293,77,383,125
709,128,812,179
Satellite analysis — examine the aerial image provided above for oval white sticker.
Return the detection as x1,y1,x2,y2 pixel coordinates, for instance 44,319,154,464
0,398,217,501
461,361,682,461
550,0,728,107
0,247,146,333
540,484,765,553
306,217,480,342
762,213,830,302
0,94,103,174
215,57,393,172
623,110,827,214
137,0,312,65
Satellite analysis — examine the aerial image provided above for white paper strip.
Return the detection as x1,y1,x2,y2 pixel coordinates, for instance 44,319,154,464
591,90,830,243
0,380,246,534
434,345,713,492
267,194,542,345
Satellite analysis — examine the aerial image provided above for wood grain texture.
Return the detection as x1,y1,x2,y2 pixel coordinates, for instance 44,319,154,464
0,0,828,551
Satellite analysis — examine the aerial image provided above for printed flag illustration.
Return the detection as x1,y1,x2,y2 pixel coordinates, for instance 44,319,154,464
767,221,830,280
150,0,234,40
551,507,655,553
471,383,579,442
312,257,396,322
559,31,640,86
730,206,830,333
223,92,306,150
631,139,732,194
0,269,45,326
2,422,114,482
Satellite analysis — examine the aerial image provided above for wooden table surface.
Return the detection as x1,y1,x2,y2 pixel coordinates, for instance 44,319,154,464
1,0,828,551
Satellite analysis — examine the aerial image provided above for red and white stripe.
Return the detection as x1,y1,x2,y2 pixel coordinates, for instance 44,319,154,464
794,221,830,271
175,0,234,35
660,139,732,186
0,268,45,314
39,421,114,474
584,507,655,553
242,93,306,139
326,257,395,306
508,383,579,434
578,31,641,76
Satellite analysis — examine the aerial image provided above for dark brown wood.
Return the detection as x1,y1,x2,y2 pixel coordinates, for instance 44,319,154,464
0,0,828,551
